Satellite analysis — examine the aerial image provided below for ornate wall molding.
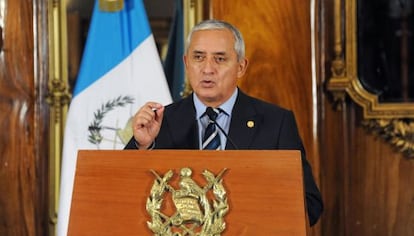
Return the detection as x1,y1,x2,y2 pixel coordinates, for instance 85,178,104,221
362,119,414,158
46,0,70,234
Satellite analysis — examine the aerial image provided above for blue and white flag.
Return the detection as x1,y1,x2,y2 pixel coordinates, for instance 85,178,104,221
56,0,172,235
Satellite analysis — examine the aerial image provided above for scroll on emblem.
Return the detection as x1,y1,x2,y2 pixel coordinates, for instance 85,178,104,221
146,167,229,236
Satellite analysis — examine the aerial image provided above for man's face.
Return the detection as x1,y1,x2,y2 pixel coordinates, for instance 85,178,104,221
184,29,248,107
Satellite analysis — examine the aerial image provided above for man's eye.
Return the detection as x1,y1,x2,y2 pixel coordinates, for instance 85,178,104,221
215,57,226,63
193,55,204,61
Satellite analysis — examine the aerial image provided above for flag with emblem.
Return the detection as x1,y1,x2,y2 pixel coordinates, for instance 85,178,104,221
57,0,172,235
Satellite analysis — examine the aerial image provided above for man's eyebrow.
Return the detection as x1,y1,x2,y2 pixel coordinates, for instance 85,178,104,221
190,50,227,56
191,50,205,54
193,50,226,56
212,52,226,56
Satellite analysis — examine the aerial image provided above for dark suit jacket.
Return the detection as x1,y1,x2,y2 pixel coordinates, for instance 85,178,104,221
125,90,323,225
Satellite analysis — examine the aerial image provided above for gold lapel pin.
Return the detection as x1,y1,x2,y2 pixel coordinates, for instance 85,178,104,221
247,120,254,128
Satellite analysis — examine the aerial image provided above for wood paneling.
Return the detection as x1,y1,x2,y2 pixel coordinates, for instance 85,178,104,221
320,102,414,236
0,0,49,235
345,110,414,236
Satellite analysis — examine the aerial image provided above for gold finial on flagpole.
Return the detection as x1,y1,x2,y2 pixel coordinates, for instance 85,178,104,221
99,0,124,12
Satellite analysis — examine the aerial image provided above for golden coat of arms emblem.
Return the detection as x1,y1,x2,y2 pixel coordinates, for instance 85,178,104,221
146,167,229,236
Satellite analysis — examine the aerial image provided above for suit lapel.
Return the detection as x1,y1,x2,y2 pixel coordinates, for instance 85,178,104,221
167,95,199,149
226,91,261,149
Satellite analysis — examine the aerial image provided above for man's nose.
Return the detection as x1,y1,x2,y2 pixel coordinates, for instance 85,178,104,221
201,58,216,74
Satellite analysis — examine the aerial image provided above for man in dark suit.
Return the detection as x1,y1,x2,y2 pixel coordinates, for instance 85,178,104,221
125,19,323,225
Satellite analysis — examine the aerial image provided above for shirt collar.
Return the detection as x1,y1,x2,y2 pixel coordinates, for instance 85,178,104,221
193,88,238,119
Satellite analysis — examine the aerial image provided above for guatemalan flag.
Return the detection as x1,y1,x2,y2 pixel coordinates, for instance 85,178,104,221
56,0,172,235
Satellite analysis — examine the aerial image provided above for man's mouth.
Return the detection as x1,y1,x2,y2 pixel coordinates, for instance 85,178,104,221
201,80,215,86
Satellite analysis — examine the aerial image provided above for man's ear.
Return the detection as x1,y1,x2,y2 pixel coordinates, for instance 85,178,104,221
237,58,249,78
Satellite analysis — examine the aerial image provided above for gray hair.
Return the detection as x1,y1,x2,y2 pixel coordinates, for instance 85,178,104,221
185,19,246,61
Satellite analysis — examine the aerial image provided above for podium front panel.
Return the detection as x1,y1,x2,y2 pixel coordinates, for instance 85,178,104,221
68,150,306,235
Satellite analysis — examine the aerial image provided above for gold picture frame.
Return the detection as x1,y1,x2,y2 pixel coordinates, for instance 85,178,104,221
327,0,414,119
327,0,414,157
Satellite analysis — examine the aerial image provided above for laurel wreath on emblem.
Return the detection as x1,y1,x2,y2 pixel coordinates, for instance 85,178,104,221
146,168,229,236
88,95,134,144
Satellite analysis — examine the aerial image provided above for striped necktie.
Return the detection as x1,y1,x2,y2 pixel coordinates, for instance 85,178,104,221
202,107,221,150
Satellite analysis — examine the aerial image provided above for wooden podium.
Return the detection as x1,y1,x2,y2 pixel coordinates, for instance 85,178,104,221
68,150,306,235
